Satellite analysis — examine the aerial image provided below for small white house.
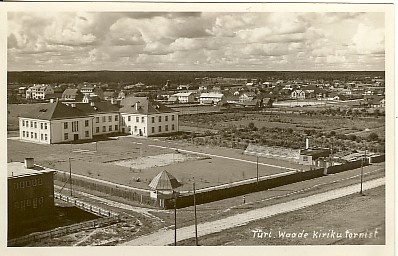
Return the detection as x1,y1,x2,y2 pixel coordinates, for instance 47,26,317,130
171,92,195,103
199,92,224,105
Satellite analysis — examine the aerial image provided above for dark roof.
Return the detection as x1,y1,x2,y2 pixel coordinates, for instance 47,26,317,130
300,148,330,157
20,101,88,120
70,101,120,114
119,96,177,114
62,88,80,97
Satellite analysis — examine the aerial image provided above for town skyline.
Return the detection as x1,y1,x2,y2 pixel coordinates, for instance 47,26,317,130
8,12,385,72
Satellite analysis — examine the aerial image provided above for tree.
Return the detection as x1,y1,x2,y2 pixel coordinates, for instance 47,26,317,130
248,122,256,131
367,132,379,142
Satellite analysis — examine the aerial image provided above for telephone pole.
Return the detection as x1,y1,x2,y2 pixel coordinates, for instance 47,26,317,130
68,157,72,196
193,182,198,246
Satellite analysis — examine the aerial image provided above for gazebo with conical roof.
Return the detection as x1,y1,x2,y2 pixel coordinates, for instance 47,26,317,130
149,170,183,203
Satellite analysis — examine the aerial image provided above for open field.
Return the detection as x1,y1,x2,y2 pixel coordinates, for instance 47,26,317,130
178,185,385,245
8,135,307,192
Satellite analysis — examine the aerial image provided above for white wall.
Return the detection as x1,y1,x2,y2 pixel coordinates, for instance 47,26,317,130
92,113,120,136
19,118,51,144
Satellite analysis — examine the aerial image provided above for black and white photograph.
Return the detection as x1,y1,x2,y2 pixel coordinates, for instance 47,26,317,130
1,1,394,255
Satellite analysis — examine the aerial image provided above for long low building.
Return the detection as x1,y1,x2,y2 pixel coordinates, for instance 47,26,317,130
18,97,179,144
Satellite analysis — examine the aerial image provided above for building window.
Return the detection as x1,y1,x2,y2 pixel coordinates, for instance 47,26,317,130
115,125,118,131
41,123,43,129
172,124,175,130
152,127,155,133
34,122,37,128
96,127,99,133
22,121,25,127
128,116,131,122
37,178,42,185
64,133,68,140
103,126,106,132
33,198,37,208
136,117,139,122
158,126,162,132
85,131,89,137
72,121,79,132
26,199,31,207
109,125,112,131
45,134,48,141
32,179,37,186
34,133,37,139
64,122,68,129
108,116,112,122
23,131,25,137
165,125,169,131
152,117,155,123
102,116,106,122
159,116,162,122
134,126,137,132
141,117,144,123
26,180,31,187
115,115,118,121
20,201,25,211
165,116,168,122
31,132,34,138
38,197,44,206
44,123,47,129
30,121,33,128
303,156,308,162
85,120,89,127
96,117,100,123
41,134,43,140
172,115,175,121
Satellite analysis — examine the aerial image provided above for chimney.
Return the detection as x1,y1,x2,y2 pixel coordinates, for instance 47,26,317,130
111,97,115,105
135,102,139,110
306,138,310,149
24,157,34,169
50,99,55,103
90,101,95,107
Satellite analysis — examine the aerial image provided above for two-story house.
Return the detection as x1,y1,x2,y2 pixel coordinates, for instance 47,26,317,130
119,97,178,137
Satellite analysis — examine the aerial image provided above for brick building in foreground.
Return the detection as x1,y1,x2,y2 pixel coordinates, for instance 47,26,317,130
8,158,55,238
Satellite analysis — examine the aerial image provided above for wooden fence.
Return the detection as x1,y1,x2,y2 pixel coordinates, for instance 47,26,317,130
8,216,120,247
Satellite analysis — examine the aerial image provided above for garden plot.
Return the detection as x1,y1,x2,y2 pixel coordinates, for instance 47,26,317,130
112,153,205,170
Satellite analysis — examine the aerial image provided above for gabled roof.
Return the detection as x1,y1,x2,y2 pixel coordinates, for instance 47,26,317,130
148,170,182,191
173,92,194,97
119,96,177,114
65,101,120,114
20,101,88,120
62,88,80,97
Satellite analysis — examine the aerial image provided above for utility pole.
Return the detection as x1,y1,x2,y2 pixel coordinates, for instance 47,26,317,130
68,157,72,196
360,147,367,195
256,155,259,186
193,182,198,246
174,191,177,246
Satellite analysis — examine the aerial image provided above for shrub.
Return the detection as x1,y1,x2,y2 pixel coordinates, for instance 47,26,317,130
367,132,379,142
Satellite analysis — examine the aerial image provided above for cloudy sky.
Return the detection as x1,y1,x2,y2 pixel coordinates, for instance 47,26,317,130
7,12,385,71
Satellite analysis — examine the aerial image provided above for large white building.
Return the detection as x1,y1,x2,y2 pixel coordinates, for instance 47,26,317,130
26,84,54,100
19,97,179,144
119,97,178,137
19,101,93,144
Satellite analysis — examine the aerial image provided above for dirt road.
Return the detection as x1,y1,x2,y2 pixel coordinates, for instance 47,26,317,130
122,178,384,246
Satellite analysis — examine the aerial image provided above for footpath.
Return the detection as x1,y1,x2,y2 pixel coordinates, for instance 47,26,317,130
122,178,384,246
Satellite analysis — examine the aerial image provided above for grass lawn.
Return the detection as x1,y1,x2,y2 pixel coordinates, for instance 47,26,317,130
178,185,385,245
8,135,305,191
